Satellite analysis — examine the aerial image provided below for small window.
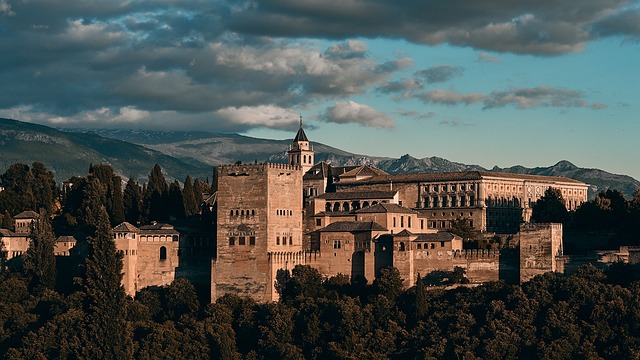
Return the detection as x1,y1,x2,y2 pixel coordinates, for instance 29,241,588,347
239,236,246,245
252,210,255,216
440,241,445,247
420,219,424,229
276,236,280,245
249,236,256,245
160,246,167,260
316,219,322,226
289,236,293,245
399,242,405,251
230,210,234,216
417,244,422,249
229,237,235,246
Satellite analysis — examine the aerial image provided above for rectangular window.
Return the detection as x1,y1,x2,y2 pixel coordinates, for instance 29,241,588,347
441,241,445,247
229,237,235,246
408,217,411,228
316,219,322,226
276,236,280,245
249,236,256,245
420,219,424,230
400,216,404,227
239,236,246,245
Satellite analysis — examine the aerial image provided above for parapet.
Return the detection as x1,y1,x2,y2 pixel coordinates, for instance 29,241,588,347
453,249,501,259
218,163,301,175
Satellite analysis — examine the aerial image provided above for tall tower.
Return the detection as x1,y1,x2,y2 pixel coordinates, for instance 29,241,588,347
287,115,314,174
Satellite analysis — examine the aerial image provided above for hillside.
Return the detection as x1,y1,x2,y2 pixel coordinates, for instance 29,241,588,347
88,128,640,200
0,118,211,183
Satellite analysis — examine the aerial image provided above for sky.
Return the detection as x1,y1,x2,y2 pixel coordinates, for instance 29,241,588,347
0,0,639,180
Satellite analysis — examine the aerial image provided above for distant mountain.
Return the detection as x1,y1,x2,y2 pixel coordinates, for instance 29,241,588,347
0,118,211,184
87,129,639,200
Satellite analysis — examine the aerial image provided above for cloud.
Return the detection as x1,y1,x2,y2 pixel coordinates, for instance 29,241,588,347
319,101,395,128
397,110,435,120
0,0,14,16
417,90,485,106
483,86,608,110
226,0,635,55
415,65,464,84
415,86,606,110
476,52,500,64
592,7,640,37
376,78,422,96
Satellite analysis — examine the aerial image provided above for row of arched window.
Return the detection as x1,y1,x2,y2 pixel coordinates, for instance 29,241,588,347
276,209,293,216
276,236,293,246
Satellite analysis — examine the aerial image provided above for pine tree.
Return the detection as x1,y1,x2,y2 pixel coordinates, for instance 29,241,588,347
80,206,133,359
182,175,199,217
123,178,143,225
531,187,570,224
23,209,57,290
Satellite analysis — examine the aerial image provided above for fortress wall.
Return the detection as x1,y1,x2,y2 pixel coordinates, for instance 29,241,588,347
136,240,179,291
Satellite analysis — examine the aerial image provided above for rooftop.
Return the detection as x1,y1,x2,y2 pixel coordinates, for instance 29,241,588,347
317,190,397,201
14,210,39,219
356,203,417,215
318,221,387,233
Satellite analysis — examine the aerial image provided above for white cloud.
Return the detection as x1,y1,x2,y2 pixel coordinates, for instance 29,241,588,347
319,101,395,128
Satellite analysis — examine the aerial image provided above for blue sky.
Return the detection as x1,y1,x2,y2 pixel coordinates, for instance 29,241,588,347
0,1,639,180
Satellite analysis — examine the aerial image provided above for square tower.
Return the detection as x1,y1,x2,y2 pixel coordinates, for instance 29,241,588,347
213,163,303,302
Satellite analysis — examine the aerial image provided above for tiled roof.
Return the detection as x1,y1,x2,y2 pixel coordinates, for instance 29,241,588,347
318,221,387,233
312,211,354,217
304,162,331,180
14,210,39,219
336,170,585,186
355,203,417,214
56,235,77,243
395,229,414,236
0,228,16,237
339,165,388,179
140,223,179,235
112,222,139,232
413,232,462,242
317,190,397,200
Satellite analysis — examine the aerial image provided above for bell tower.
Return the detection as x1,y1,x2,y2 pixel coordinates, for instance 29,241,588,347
287,115,314,174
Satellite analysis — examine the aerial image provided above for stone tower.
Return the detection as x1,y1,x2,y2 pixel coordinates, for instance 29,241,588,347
287,115,314,174
212,163,304,302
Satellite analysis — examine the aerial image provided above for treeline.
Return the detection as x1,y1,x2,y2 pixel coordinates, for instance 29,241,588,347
0,162,211,235
1,257,640,359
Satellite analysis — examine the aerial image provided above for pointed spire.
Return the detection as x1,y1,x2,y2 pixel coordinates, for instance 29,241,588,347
293,114,308,142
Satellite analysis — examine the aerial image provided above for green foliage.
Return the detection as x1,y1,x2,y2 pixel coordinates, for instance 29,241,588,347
123,178,143,225
531,187,570,224
373,266,404,301
182,175,199,218
2,210,14,231
81,206,133,359
449,217,482,241
23,209,57,291
144,164,169,222
168,180,186,220
0,162,57,215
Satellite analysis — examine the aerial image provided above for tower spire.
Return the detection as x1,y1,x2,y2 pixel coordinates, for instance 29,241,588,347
299,114,303,128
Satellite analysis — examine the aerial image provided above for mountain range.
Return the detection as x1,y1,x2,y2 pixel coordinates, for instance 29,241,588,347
1,118,638,200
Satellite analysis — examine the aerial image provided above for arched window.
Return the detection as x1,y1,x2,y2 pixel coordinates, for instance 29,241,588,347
399,242,405,251
303,155,307,163
230,210,234,216
160,246,167,261
326,203,332,212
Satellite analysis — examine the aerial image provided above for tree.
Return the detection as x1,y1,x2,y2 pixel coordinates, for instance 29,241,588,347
167,180,185,220
373,266,404,301
531,187,569,224
2,210,14,231
23,209,57,290
144,164,168,222
80,206,133,359
182,175,199,217
78,177,106,229
449,218,482,241
123,178,143,225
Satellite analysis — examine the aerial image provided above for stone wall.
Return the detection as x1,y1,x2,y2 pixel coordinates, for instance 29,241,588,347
519,223,563,283
213,163,302,302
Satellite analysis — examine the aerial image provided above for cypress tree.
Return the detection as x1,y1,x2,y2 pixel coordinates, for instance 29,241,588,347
168,180,185,219
2,210,14,231
143,164,168,222
23,209,57,290
182,175,198,217
109,175,125,225
80,206,133,359
123,178,143,225
193,178,204,206
78,177,106,229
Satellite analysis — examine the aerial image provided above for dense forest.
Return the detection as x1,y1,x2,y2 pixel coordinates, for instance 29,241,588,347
1,162,640,359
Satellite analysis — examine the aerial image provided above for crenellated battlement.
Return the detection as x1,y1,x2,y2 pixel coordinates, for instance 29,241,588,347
218,163,300,175
453,249,501,259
